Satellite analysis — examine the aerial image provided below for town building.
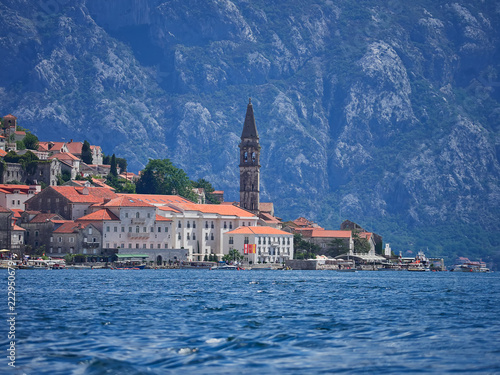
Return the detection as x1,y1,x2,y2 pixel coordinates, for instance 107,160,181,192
19,212,65,251
49,221,102,257
24,186,118,220
0,184,41,211
223,226,294,264
294,228,354,254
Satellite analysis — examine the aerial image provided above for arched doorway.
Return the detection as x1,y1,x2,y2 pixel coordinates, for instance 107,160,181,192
156,255,162,266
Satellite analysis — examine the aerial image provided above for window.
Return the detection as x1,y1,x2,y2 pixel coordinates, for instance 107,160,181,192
58,247,61,253
143,244,146,248
35,231,39,237
114,227,118,232
89,227,93,235
50,237,53,242
187,233,190,240
178,233,181,240
121,227,125,232
143,227,146,233
287,238,290,245
187,222,190,228
158,244,161,249
93,237,97,243
150,227,154,232
129,227,132,232
205,233,208,240
128,243,132,248
193,233,196,240
150,244,153,249
17,200,20,205
229,222,233,229
11,200,14,205
136,226,139,233
106,226,110,232
50,247,53,253
224,221,227,229
125,213,129,218
58,237,62,242
136,244,139,249
244,237,249,244
211,221,214,229
178,222,182,228
258,237,261,245
158,227,161,233
147,213,151,218
69,237,74,243
205,221,208,229
193,221,196,228
211,233,214,241
136,212,140,218
106,243,110,248
229,237,234,245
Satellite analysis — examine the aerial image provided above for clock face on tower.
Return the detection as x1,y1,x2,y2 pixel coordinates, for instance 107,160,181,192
239,99,261,213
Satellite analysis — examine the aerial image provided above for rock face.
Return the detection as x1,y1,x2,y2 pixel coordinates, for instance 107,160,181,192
1,1,499,264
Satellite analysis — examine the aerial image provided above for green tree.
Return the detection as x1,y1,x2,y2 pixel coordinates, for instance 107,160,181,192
81,140,93,164
16,140,25,150
23,131,39,150
222,249,244,264
327,238,351,257
136,159,198,201
110,154,118,177
353,231,371,254
293,233,320,259
116,157,127,172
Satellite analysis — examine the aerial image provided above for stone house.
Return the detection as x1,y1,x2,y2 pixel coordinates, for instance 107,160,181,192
0,205,12,250
24,186,118,220
296,228,354,255
0,184,40,211
49,221,102,257
19,212,65,250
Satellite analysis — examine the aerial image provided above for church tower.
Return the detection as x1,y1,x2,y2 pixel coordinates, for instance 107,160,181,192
239,99,261,213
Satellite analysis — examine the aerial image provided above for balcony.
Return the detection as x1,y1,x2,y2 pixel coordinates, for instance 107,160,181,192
83,242,100,248
127,232,150,239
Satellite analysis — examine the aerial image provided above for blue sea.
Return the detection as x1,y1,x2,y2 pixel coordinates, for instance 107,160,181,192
2,269,500,374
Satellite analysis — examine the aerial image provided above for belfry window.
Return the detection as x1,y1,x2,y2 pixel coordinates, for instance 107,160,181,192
244,151,248,162
252,152,256,162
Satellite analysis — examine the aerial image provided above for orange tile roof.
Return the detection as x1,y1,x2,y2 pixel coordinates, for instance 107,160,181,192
65,141,83,155
10,209,23,218
173,202,256,217
259,202,274,212
12,224,25,231
0,149,7,157
47,142,66,151
155,214,172,222
77,209,119,221
259,212,281,223
225,226,292,236
121,194,192,205
50,186,117,203
157,206,181,213
29,213,63,223
359,232,372,241
15,131,26,136
212,190,224,194
299,229,352,239
48,152,80,161
3,114,17,119
292,217,317,227
38,143,49,152
0,205,11,213
103,196,154,208
53,221,90,234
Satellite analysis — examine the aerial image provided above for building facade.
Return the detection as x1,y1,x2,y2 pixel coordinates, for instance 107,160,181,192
223,226,294,264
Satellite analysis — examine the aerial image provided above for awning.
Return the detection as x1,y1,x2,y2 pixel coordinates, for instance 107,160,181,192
115,254,149,259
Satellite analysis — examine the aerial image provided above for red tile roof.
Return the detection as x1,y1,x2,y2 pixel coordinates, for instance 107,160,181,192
65,141,83,155
0,205,11,213
29,213,64,223
103,196,154,208
49,186,117,204
53,221,90,234
12,224,25,231
10,209,23,218
173,202,256,218
155,214,172,222
259,212,281,223
298,228,352,239
121,194,192,206
292,217,318,228
157,206,181,213
0,150,7,157
48,152,80,161
77,209,119,221
3,114,17,119
15,131,26,136
225,226,292,236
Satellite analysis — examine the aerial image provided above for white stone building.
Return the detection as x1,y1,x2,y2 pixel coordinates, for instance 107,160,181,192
223,226,294,264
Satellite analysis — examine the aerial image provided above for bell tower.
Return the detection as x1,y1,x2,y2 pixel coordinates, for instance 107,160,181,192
239,98,261,213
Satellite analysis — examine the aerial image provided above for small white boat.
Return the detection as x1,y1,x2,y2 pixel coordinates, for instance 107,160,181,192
210,264,241,270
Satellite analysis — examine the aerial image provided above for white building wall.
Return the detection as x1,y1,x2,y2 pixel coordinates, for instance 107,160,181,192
223,232,294,264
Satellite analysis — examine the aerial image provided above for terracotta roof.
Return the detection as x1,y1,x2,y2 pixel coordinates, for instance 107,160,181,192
292,217,317,227
48,152,80,161
0,188,10,194
77,209,119,221
29,213,63,223
10,209,23,218
121,194,192,206
212,190,224,194
298,229,352,239
65,141,83,155
48,186,117,204
155,214,172,222
15,131,25,136
38,143,49,152
47,142,66,152
225,226,292,236
359,232,372,241
0,205,11,213
259,212,280,223
103,196,153,208
90,145,101,150
157,206,182,213
12,224,25,231
173,202,256,218
91,178,114,190
53,221,90,234
3,114,17,119
259,202,274,213
0,150,7,157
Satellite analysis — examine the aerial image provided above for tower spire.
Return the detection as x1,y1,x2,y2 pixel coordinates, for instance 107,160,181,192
241,98,259,139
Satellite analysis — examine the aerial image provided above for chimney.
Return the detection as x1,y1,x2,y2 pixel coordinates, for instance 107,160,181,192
82,187,89,195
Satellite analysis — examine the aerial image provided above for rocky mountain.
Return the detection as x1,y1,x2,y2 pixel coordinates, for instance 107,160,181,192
1,0,499,266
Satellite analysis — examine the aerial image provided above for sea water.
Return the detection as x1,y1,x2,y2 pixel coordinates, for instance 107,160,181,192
2,269,500,374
